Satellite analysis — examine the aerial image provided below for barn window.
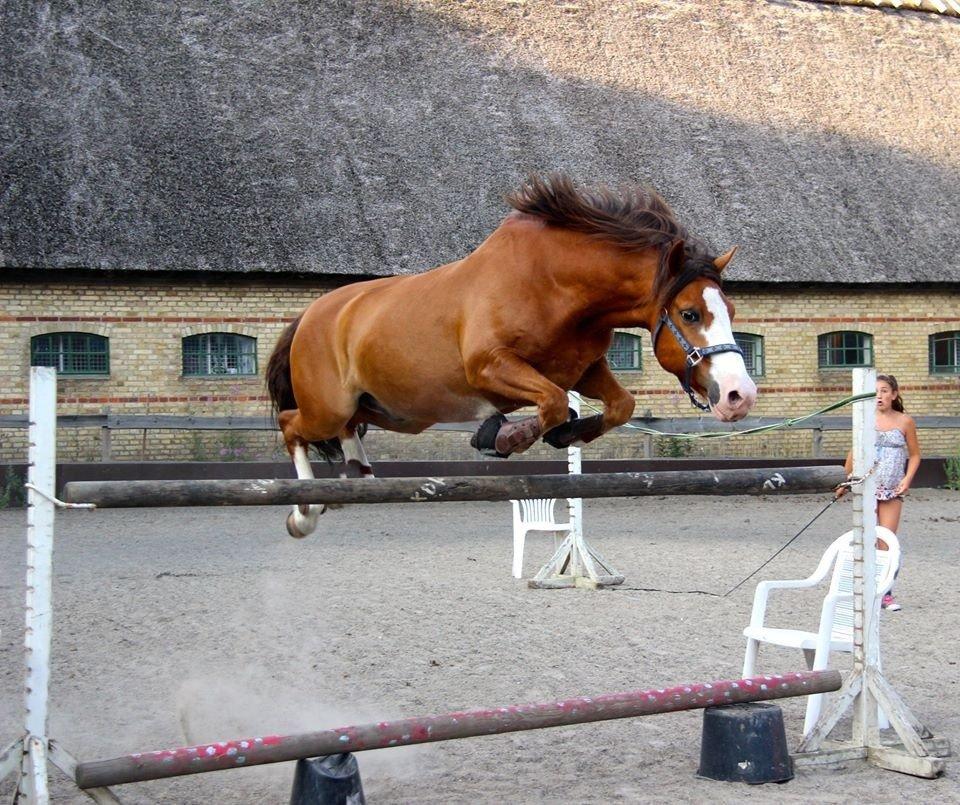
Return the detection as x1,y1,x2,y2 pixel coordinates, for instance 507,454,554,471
30,332,109,375
818,331,873,369
607,332,642,371
929,331,960,374
182,333,258,376
733,333,764,378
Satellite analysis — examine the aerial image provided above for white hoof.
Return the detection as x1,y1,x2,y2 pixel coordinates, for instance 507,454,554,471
286,512,307,539
286,505,327,539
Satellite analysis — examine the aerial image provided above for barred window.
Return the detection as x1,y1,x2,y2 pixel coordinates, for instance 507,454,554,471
929,331,960,374
607,332,642,371
733,333,764,378
182,333,258,376
30,332,109,375
818,331,873,369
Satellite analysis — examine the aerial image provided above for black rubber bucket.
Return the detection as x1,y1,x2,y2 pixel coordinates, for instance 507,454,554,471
697,702,794,784
290,753,366,804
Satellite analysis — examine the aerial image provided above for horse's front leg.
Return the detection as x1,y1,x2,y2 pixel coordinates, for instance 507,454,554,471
464,349,570,456
543,358,635,448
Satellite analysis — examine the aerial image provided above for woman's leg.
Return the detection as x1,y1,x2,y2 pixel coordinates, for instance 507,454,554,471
876,498,903,608
877,498,903,534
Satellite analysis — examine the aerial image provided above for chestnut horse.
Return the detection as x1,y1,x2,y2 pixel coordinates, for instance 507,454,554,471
267,174,757,537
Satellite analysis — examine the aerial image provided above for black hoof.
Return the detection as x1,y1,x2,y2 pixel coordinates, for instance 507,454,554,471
471,413,510,458
544,412,603,449
542,407,579,448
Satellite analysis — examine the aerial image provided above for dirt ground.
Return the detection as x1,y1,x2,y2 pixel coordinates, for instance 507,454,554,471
1,488,958,803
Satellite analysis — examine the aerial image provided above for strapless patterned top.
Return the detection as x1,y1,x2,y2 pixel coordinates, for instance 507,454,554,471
875,428,908,501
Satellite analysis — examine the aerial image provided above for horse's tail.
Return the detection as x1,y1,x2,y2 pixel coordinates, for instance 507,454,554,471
266,315,302,415
265,314,345,464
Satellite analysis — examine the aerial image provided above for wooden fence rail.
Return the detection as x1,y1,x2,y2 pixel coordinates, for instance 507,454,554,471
3,413,960,462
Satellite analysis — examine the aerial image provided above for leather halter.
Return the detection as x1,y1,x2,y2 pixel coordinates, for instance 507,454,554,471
651,309,743,412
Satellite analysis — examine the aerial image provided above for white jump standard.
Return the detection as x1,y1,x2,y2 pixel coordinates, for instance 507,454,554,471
793,369,948,777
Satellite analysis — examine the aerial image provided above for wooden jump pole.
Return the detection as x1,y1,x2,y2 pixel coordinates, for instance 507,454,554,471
63,466,846,508
74,670,841,789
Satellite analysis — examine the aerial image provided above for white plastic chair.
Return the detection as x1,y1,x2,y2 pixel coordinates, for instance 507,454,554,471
510,499,573,579
741,527,900,736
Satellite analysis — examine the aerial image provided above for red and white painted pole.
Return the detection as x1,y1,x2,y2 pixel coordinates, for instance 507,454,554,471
76,670,840,789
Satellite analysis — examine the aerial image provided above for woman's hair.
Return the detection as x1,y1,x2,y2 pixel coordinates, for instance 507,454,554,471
877,374,905,412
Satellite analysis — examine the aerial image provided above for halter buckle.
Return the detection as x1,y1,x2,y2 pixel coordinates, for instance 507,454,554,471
686,348,703,368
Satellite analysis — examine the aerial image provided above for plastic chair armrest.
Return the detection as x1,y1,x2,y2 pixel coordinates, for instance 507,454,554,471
758,578,819,591
748,577,822,629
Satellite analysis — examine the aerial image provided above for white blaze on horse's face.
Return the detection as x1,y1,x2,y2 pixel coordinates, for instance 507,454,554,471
701,287,757,421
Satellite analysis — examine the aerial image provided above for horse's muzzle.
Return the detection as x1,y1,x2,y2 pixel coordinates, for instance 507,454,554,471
710,376,757,422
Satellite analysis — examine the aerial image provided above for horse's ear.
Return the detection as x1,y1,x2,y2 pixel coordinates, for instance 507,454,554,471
666,239,685,277
713,245,738,272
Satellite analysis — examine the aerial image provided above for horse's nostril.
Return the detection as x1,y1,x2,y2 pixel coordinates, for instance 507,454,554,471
728,390,742,406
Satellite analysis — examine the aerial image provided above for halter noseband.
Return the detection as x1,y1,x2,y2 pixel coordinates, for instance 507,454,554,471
651,309,743,412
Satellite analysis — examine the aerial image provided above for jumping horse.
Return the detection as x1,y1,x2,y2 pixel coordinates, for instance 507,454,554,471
267,174,757,538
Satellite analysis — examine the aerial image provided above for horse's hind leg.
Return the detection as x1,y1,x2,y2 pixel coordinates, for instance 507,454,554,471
286,437,328,539
341,426,375,477
279,409,340,539
286,427,371,536
326,426,373,506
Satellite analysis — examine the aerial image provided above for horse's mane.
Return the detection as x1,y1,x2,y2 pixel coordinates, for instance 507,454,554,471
506,173,721,304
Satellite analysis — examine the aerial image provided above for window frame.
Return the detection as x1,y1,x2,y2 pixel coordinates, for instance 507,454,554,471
818,331,874,370
733,332,765,378
929,331,960,375
607,331,642,372
181,332,258,378
30,332,110,376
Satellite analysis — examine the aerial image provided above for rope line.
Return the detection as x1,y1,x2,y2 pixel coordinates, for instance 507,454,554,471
721,498,839,598
583,391,876,441
610,500,839,599
610,464,880,599
587,390,880,598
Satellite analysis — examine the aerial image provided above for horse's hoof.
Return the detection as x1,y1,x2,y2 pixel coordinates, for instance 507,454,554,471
543,408,581,448
494,417,542,455
471,413,510,457
543,412,603,448
286,512,307,539
543,426,574,449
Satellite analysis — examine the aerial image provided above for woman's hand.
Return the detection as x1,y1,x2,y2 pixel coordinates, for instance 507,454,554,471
894,480,910,497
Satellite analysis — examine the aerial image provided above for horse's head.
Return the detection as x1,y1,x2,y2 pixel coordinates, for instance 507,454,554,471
650,242,757,421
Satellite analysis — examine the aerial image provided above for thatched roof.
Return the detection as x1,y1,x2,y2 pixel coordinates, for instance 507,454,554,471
2,1,958,283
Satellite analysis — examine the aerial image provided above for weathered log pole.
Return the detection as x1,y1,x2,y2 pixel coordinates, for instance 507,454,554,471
75,670,840,789
63,466,844,508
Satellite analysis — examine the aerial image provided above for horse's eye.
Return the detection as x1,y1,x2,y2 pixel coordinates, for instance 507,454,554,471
680,309,700,323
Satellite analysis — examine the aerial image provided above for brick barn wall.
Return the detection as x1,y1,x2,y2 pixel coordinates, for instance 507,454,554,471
1,277,958,463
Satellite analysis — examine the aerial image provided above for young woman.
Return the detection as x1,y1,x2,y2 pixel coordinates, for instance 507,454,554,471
839,374,921,610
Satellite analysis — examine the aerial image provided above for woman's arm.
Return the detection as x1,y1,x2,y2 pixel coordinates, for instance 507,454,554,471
835,449,854,497
897,416,921,495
